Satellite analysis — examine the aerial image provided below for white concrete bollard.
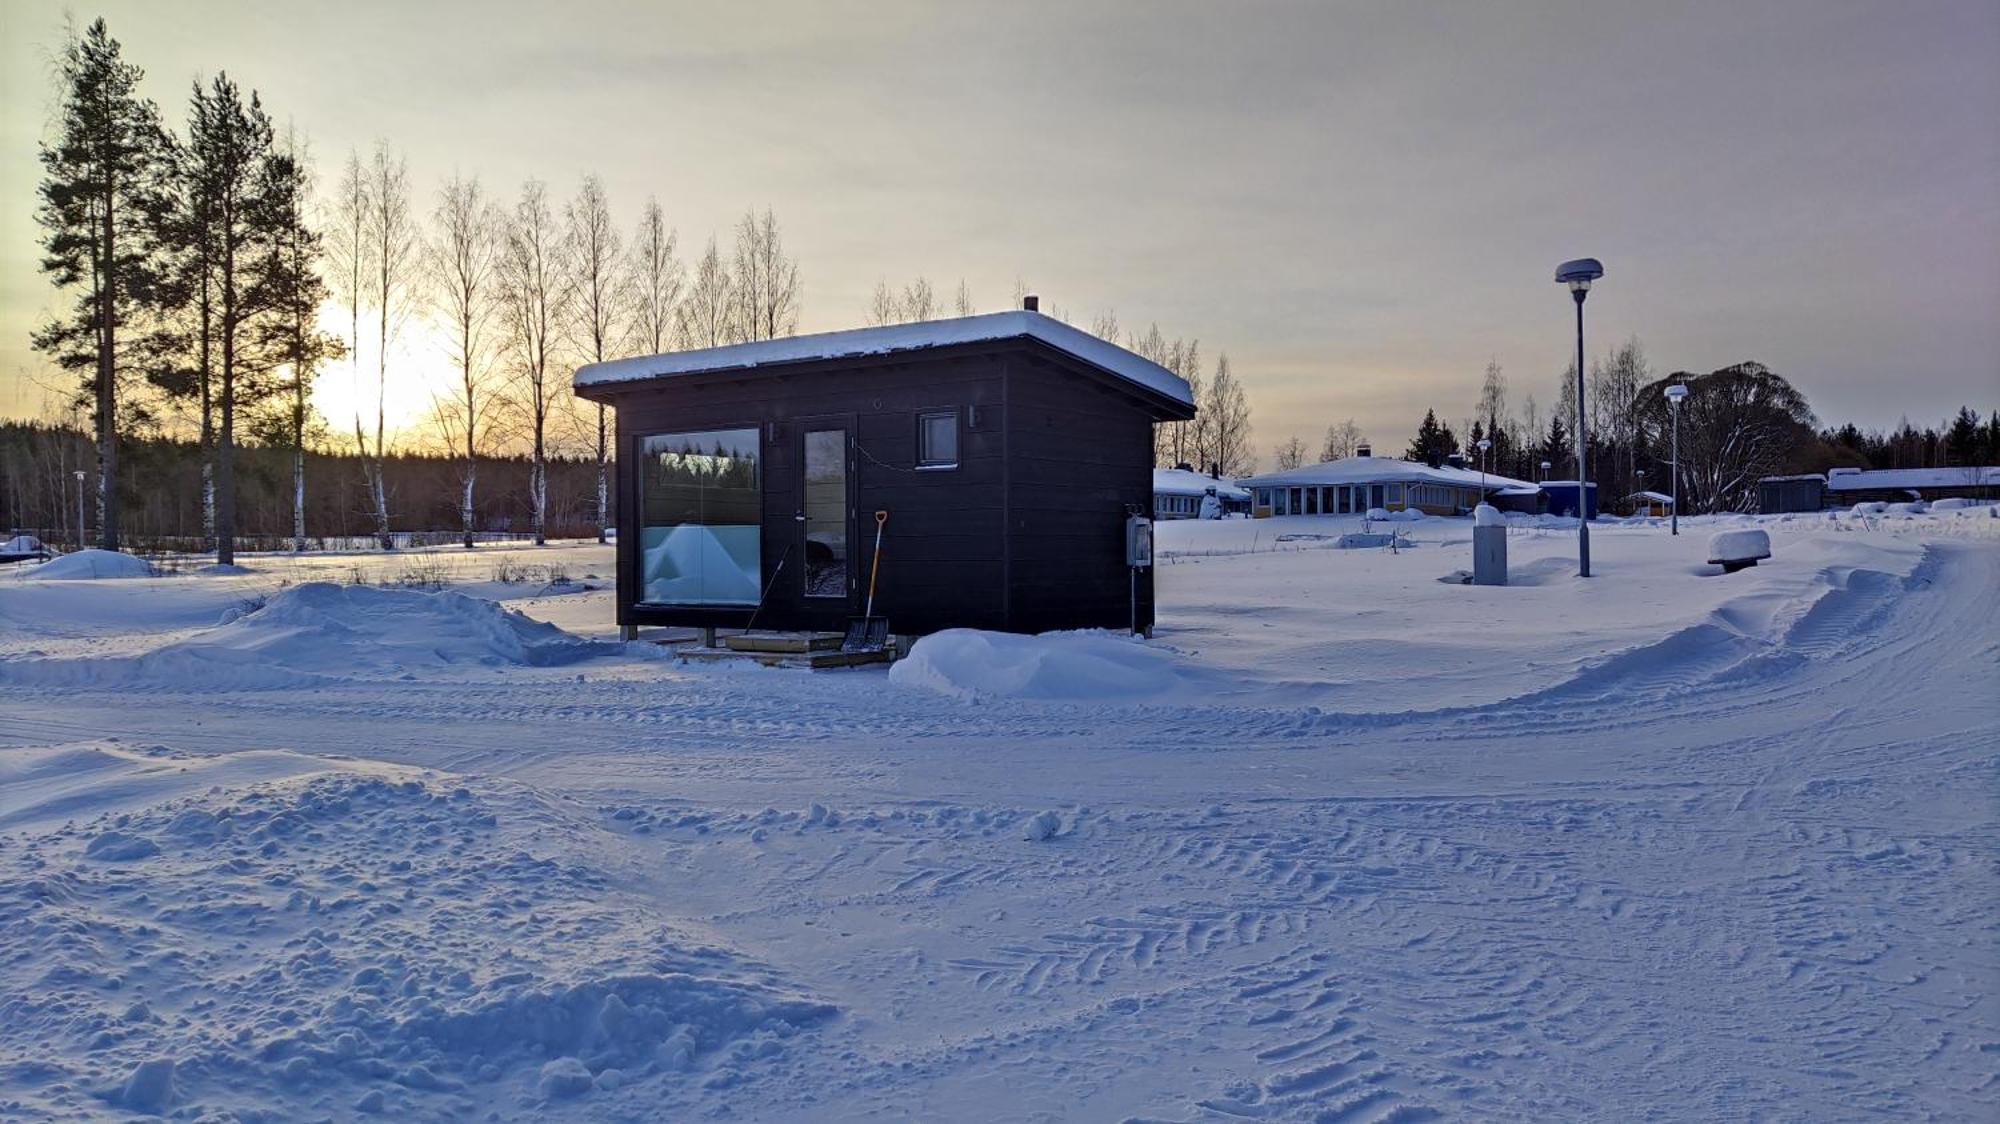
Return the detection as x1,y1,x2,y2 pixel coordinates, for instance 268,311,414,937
1472,503,1507,586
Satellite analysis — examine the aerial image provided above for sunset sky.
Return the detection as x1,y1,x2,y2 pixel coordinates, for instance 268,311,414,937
2,0,1995,460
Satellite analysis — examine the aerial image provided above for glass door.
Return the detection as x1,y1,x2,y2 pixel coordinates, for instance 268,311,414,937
802,425,850,599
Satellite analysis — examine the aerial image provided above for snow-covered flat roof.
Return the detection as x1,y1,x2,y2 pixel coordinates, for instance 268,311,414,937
573,310,1194,408
1629,490,1674,503
1239,455,1536,493
1822,466,2000,491
1152,468,1251,500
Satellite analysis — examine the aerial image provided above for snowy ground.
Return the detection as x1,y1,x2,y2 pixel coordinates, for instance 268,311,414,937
1,510,1995,1121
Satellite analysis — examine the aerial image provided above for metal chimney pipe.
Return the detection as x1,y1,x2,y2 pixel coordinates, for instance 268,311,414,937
1022,293,1039,312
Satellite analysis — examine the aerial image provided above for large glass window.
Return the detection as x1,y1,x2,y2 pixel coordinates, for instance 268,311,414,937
638,428,761,606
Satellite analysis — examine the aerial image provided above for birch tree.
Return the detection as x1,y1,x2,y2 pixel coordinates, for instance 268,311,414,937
952,278,974,316
252,127,341,552
1320,418,1365,462
868,280,900,326
325,150,368,535
500,179,567,545
427,172,502,548
1202,354,1254,477
679,236,731,347
727,207,799,342
901,276,935,322
360,144,416,548
564,175,622,543
626,196,682,354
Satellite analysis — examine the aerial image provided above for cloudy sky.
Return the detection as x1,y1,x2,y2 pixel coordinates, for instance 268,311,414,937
2,0,1995,458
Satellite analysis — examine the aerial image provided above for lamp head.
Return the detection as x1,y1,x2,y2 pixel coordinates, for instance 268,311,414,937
1665,382,1689,403
1555,258,1604,293
1477,439,1491,451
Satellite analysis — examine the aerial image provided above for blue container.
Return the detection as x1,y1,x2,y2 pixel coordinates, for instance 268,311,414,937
1539,481,1599,519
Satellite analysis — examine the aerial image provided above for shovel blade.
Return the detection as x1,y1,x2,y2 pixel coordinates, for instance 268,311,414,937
841,616,890,653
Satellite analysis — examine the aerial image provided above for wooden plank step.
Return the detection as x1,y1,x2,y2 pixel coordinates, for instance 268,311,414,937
724,632,845,653
676,646,893,670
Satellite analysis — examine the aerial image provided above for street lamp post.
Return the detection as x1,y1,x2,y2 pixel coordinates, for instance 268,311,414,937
1539,459,1551,484
1555,258,1604,576
1476,437,1492,500
1665,382,1688,535
73,470,86,552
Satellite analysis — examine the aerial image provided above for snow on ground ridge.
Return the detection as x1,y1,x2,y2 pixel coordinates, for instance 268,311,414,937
0,751,835,1119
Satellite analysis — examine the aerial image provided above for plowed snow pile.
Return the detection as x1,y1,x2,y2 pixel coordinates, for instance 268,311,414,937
25,548,156,579
0,581,621,687
0,744,835,1120
889,627,1207,700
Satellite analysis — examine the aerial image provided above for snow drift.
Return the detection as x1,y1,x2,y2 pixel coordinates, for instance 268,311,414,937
890,628,1206,701
24,548,156,579
0,581,620,688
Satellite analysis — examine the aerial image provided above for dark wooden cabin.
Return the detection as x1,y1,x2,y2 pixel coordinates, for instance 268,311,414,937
572,304,1196,639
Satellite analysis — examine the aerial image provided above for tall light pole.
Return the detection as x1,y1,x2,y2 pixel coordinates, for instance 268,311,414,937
73,470,86,552
1556,258,1603,576
1665,382,1688,535
1476,437,1492,500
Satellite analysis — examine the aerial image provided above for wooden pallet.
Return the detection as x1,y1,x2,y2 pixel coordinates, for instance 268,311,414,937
675,643,893,670
724,632,845,654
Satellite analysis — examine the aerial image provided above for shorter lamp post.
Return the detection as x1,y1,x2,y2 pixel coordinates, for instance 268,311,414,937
1540,459,1551,483
1664,382,1688,535
1555,257,1604,576
73,470,85,551
1636,469,1647,516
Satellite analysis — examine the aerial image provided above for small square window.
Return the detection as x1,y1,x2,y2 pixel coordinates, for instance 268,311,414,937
918,410,958,468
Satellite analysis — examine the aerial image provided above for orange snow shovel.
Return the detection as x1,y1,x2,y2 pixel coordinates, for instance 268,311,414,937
842,510,891,653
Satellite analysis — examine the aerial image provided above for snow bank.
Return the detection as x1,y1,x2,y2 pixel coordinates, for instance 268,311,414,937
0,581,621,689
890,628,1201,701
25,548,156,579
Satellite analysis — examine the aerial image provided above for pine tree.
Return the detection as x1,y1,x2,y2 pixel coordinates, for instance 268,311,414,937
1539,413,1569,477
1405,409,1458,465
32,18,176,550
1943,406,1982,466
251,128,343,552
183,74,277,565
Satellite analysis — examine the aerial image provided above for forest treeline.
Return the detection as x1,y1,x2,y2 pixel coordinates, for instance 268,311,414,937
0,420,605,550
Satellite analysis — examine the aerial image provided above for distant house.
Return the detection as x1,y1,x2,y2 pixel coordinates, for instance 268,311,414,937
1758,466,2000,512
1539,480,1599,520
571,302,1195,639
1238,455,1536,517
1153,467,1250,519
1823,466,2000,504
1628,490,1675,517
1758,474,1825,513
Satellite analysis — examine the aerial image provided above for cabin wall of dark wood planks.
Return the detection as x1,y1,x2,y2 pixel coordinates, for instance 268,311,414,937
1001,352,1158,634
